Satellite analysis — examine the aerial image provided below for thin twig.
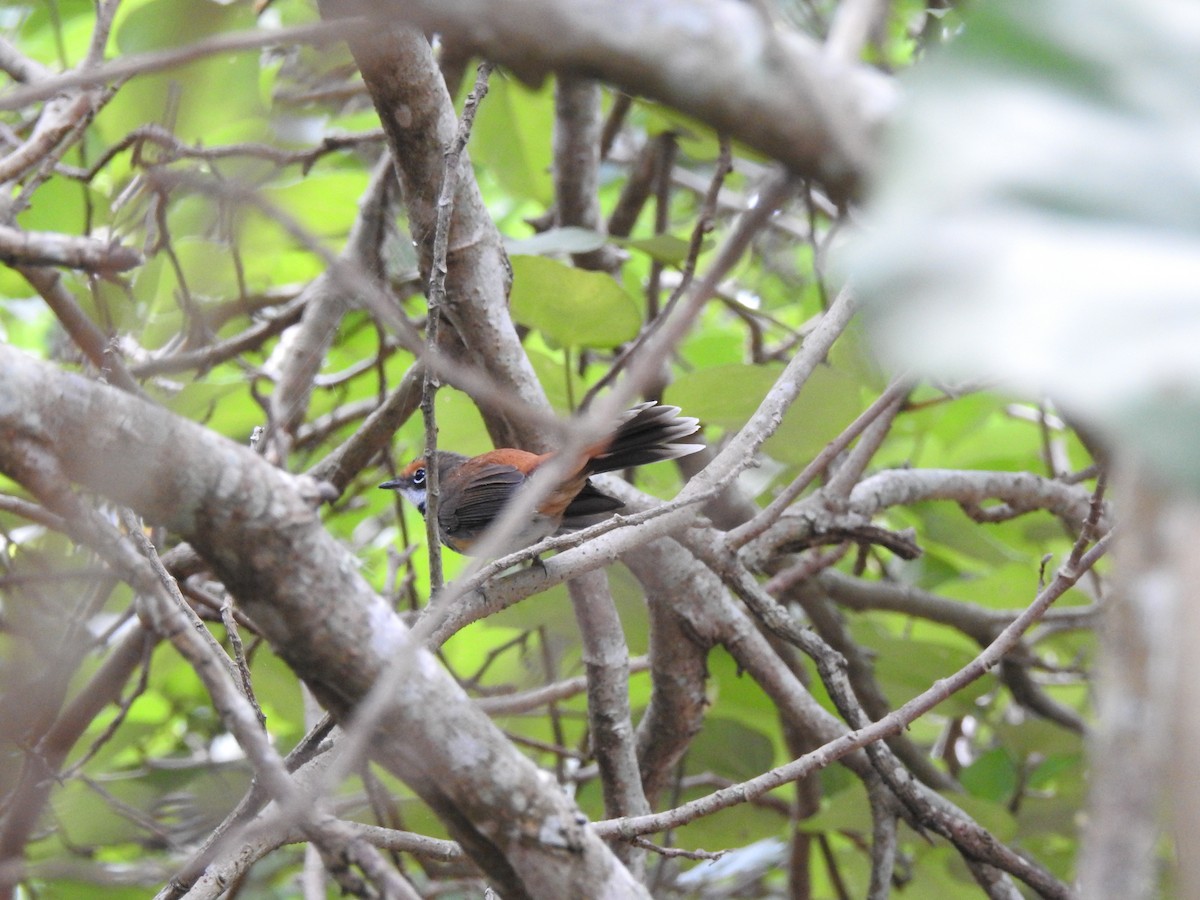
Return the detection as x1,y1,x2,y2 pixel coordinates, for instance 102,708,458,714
420,60,494,593
727,376,912,549
0,20,373,111
595,532,1111,847
221,599,265,727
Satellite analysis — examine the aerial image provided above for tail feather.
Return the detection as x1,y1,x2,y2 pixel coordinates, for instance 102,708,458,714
585,402,703,474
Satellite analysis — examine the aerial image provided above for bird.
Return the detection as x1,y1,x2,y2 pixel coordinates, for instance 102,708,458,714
379,402,703,556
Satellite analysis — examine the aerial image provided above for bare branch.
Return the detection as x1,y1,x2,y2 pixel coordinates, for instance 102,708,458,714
356,0,898,199
0,21,373,112
0,225,141,271
594,533,1109,859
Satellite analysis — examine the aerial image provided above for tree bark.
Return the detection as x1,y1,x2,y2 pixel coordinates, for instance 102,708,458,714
0,344,647,900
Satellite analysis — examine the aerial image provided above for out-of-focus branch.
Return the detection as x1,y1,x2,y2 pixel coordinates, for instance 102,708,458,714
357,0,897,201
265,155,397,462
622,543,716,807
0,21,372,112
0,225,142,271
553,76,621,273
19,266,142,395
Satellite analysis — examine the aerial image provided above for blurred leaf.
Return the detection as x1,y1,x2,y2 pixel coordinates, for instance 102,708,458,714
103,0,260,145
961,747,1018,803
639,101,726,161
169,239,239,300
995,718,1084,759
944,792,1018,842
681,326,746,369
472,76,554,204
16,0,95,68
16,174,88,237
686,717,775,781
800,782,873,833
666,363,783,430
765,364,864,465
124,691,172,725
509,255,641,347
504,227,607,256
1028,752,1086,792
849,0,1200,491
908,502,1023,569
870,631,992,715
264,169,369,239
618,234,696,265
941,563,1047,610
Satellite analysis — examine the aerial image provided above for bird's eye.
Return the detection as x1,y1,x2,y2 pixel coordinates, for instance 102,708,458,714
412,467,426,486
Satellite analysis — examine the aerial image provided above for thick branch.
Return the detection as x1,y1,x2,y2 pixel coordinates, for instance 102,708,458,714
0,226,142,271
0,346,646,900
332,19,550,448
365,0,898,200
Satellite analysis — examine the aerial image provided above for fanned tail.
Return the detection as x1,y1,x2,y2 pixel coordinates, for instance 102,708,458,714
585,402,704,475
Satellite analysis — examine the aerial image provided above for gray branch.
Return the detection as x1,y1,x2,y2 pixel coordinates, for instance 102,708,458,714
0,345,647,900
367,0,898,200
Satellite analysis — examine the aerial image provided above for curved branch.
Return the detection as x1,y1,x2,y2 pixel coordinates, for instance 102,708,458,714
365,0,898,200
0,345,646,899
743,468,1111,568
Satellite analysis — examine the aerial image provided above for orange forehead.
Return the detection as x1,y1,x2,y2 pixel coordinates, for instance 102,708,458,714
399,459,426,477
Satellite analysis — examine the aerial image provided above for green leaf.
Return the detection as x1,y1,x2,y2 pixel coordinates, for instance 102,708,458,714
907,502,1023,569
509,255,641,347
870,632,993,715
686,717,775,781
800,783,873,833
941,563,1048,610
849,0,1200,492
104,0,260,145
639,101,726,161
472,76,554,204
765,364,865,465
263,169,369,239
618,234,696,266
942,792,1018,842
665,363,783,431
961,747,1019,803
16,173,88,237
17,0,95,69
504,227,607,256
124,691,172,725
169,238,239,301
995,718,1084,759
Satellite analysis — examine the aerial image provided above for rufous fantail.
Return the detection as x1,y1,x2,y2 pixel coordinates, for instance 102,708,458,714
379,402,703,555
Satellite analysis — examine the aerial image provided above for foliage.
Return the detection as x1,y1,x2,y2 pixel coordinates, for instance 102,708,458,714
851,0,1200,490
0,1,1114,898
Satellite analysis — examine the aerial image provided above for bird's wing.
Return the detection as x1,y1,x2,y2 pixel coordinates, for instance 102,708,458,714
439,464,526,535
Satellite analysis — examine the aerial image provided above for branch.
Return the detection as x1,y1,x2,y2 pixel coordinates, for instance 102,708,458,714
333,18,550,448
553,76,621,273
567,569,649,872
363,0,898,199
0,346,649,898
0,21,372,112
594,534,1109,892
741,467,1111,568
19,266,142,395
0,225,141,272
